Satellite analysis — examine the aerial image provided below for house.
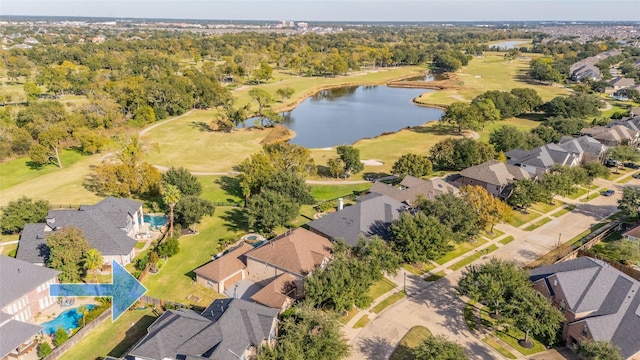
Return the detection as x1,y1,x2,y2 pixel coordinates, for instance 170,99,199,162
16,197,142,266
609,77,636,92
127,298,279,360
558,136,608,163
622,225,640,241
570,63,602,81
0,255,59,360
581,125,639,147
369,175,459,205
194,228,332,311
306,193,406,246
506,144,582,177
456,160,531,197
530,257,640,360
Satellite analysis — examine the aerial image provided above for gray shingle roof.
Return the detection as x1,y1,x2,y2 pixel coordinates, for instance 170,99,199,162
506,144,580,170
559,135,608,157
369,176,459,205
128,298,278,360
0,317,43,359
0,255,58,309
530,257,640,359
459,160,530,187
306,193,406,246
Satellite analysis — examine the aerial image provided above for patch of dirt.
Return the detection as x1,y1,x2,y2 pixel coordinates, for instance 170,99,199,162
361,159,384,166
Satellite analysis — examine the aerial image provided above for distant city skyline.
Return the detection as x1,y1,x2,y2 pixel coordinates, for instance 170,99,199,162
2,0,639,22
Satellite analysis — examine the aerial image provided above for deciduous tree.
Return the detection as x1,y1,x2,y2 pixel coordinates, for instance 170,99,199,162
336,145,364,175
46,227,90,283
419,193,480,242
618,186,640,220
460,185,512,232
0,196,50,234
503,286,563,347
412,336,468,360
162,166,202,196
575,340,624,360
390,212,453,263
391,153,432,178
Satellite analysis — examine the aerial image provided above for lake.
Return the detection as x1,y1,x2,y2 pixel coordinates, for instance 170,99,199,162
490,40,528,49
251,85,443,148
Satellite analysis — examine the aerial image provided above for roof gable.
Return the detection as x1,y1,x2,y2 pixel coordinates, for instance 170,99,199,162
0,255,59,308
193,243,253,282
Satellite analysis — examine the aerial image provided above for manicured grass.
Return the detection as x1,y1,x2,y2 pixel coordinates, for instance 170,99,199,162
495,327,546,356
523,217,552,232
371,291,406,314
435,238,488,265
551,205,576,218
310,183,372,201
134,241,147,249
1,243,17,256
141,208,236,305
389,326,433,360
609,168,632,181
61,308,158,360
198,175,243,203
531,201,565,214
617,173,638,184
566,187,588,200
403,262,435,276
424,271,446,282
415,52,569,107
0,150,87,191
464,303,478,331
581,192,600,202
567,222,607,246
353,315,371,329
482,336,518,359
508,210,542,228
368,277,397,301
477,116,541,143
449,245,499,271
499,236,515,245
483,228,505,240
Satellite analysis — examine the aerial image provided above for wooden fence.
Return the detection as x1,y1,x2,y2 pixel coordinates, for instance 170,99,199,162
43,307,112,360
555,221,621,263
576,249,640,281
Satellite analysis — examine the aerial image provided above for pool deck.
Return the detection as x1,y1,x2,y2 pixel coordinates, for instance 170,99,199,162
34,297,97,326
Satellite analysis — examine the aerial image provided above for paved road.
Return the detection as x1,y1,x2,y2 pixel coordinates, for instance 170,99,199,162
346,175,636,360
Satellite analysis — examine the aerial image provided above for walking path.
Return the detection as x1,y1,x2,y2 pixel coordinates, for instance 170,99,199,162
344,172,638,360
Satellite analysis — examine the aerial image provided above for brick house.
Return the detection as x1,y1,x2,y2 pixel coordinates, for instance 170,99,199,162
456,160,531,198
0,255,59,359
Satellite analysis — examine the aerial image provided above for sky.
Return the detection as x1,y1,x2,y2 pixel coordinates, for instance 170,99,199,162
1,0,639,22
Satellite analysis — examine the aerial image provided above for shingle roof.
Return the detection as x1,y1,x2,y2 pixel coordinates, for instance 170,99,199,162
245,228,332,276
369,176,459,205
623,225,640,240
530,257,640,359
306,193,406,246
250,273,296,309
128,298,278,360
0,317,43,359
610,77,636,88
559,136,608,157
193,243,253,282
459,160,530,187
581,125,637,144
506,144,580,170
0,255,58,309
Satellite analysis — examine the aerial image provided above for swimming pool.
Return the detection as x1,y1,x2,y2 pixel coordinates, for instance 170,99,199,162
144,214,167,230
40,304,96,335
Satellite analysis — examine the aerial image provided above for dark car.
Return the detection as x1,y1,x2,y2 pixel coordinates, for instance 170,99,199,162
604,158,621,167
601,190,615,197
633,173,640,179
624,162,640,169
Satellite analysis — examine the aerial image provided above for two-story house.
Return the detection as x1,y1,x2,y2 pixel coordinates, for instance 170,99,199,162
506,144,582,177
456,160,531,198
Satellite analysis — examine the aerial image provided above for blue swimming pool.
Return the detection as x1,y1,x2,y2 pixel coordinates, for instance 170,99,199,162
144,214,167,230
40,305,96,335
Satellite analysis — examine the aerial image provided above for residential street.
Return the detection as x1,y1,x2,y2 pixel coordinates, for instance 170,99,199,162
344,174,636,360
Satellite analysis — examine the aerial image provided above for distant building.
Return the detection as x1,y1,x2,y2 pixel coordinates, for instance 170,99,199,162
580,124,639,147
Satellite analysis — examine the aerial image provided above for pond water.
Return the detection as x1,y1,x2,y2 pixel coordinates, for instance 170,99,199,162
490,40,528,49
401,72,446,82
249,85,443,148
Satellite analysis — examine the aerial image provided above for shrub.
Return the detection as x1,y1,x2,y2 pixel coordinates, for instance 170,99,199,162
53,326,68,347
38,342,52,358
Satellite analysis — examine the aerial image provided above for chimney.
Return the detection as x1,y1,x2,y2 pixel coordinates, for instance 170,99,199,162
338,198,344,211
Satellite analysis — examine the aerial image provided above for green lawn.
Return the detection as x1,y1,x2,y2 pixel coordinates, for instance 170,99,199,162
581,192,600,202
551,205,576,218
608,168,632,182
449,245,499,271
1,243,17,256
531,201,565,214
403,262,435,276
523,217,552,232
62,308,158,360
495,327,546,356
310,183,372,201
389,326,433,360
141,208,236,305
435,238,488,265
424,271,446,282
482,229,505,240
353,315,371,329
566,187,588,200
367,277,397,301
477,117,541,143
198,175,243,203
508,210,542,228
499,236,515,245
482,336,518,359
0,150,82,191
371,291,406,314
617,172,638,184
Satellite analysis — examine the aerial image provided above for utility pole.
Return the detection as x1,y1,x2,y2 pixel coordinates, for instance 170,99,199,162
558,233,562,248
403,272,407,295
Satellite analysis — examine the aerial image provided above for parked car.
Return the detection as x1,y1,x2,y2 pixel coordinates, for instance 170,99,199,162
624,162,640,169
601,190,615,197
632,173,640,179
605,158,621,167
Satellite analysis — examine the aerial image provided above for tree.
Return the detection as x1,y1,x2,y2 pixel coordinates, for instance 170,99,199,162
276,86,295,102
174,196,216,231
389,212,453,264
249,88,278,127
510,88,543,112
429,138,495,171
508,179,546,212
392,153,432,178
456,259,530,318
471,98,501,130
582,161,610,181
161,183,181,238
618,186,640,220
78,304,89,327
38,342,52,358
161,167,202,196
83,249,103,282
258,305,349,360
336,145,364,176
419,193,479,242
37,124,68,168
0,196,50,234
262,143,316,176
327,157,345,178
503,286,563,347
608,144,640,164
247,190,300,234
46,227,90,283
540,172,574,200
543,94,602,119
575,340,624,360
53,326,69,347
412,335,468,360
460,185,512,233
157,237,180,258
29,143,50,167
254,60,273,83
489,126,543,153
23,81,42,102
440,102,480,133
261,171,314,205
529,58,563,83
